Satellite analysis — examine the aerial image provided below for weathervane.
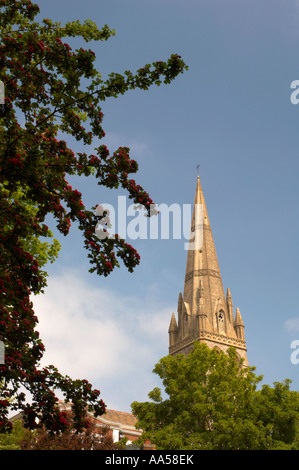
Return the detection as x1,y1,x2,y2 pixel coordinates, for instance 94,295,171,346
196,164,200,176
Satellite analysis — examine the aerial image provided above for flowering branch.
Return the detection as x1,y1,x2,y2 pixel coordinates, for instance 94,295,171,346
0,0,188,433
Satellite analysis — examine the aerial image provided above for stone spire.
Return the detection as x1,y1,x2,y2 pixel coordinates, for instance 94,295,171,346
168,174,248,365
234,308,245,341
183,175,227,328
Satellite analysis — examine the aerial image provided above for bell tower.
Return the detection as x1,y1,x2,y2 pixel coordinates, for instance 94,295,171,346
168,175,248,365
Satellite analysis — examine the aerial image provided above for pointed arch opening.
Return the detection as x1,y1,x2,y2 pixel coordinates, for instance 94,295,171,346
216,309,226,334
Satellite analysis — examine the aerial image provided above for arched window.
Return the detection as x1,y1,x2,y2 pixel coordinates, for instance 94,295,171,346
217,310,225,334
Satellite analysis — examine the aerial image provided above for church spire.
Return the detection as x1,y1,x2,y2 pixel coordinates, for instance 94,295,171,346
183,174,225,324
168,174,248,365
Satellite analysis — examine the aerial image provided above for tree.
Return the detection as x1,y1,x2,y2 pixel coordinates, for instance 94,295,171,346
1,185,61,287
19,411,120,450
131,342,299,450
0,419,32,450
0,0,188,433
20,423,117,450
0,414,123,450
0,379,32,449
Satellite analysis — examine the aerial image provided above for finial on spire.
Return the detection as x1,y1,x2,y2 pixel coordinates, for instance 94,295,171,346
196,164,200,178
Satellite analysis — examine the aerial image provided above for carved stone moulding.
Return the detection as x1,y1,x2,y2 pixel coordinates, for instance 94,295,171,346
169,331,246,356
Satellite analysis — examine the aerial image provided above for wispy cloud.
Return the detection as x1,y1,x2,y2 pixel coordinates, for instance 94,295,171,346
32,269,172,411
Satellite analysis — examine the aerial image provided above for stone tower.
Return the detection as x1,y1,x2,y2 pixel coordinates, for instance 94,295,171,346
168,175,248,365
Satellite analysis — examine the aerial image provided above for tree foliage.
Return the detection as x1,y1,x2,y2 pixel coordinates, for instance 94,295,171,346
0,414,122,450
0,418,31,450
0,0,188,433
19,412,120,450
131,342,299,450
2,185,61,285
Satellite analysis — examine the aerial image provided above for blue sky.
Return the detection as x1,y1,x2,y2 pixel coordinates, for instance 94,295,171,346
30,0,299,412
